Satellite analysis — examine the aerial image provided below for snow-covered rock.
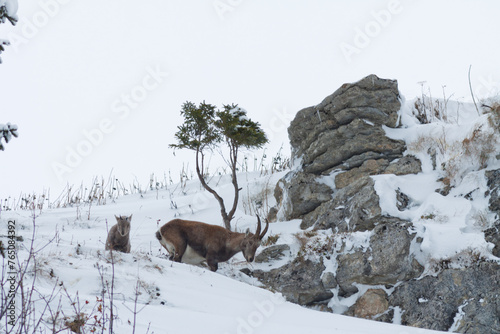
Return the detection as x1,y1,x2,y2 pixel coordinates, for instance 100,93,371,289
263,75,500,332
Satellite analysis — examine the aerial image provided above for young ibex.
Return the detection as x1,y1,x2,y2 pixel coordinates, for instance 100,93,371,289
105,215,132,253
155,216,269,272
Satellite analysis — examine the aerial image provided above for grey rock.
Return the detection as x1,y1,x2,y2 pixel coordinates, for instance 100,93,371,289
277,75,407,222
288,74,401,161
254,244,290,263
335,159,389,189
389,262,500,333
279,172,333,219
486,169,500,215
301,119,405,175
253,258,333,305
374,309,394,324
484,224,500,257
485,169,500,257
335,218,423,295
330,155,420,192
455,295,500,334
321,272,338,289
240,268,252,276
301,176,380,231
384,155,422,175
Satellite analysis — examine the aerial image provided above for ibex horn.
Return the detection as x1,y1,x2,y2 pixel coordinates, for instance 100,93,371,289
259,216,269,240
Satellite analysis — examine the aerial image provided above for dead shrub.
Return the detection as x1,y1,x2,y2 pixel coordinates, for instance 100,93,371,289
262,233,280,246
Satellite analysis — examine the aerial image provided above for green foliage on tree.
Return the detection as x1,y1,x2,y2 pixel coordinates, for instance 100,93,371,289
215,104,268,150
170,101,268,230
170,101,220,152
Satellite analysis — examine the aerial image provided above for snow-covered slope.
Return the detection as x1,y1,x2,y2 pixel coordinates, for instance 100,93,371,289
3,96,500,333
1,168,447,333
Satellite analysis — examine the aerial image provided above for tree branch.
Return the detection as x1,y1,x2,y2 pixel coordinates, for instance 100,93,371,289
227,142,240,223
195,146,231,230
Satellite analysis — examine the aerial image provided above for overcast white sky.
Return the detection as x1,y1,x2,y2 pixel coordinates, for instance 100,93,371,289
1,0,500,199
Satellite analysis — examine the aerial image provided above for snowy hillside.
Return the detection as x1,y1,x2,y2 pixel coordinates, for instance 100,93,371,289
0,168,447,334
2,0,500,332
2,94,500,333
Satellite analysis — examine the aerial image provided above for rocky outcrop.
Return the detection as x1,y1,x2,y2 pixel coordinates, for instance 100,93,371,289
276,74,420,226
288,75,401,163
389,262,500,333
261,75,424,309
256,76,500,333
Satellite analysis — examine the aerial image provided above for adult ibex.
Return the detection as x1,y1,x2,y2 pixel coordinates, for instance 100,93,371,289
105,215,132,253
155,216,269,272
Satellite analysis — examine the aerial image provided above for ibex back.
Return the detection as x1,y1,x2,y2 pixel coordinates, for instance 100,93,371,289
155,216,268,271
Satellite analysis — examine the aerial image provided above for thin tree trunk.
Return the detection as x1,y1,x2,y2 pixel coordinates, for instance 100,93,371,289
195,147,232,230
227,143,240,224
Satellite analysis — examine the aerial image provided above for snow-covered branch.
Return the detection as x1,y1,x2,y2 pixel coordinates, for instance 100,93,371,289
0,122,19,150
0,0,19,63
0,0,18,24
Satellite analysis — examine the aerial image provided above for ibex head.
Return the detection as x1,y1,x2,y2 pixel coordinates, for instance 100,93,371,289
240,216,269,263
114,215,132,237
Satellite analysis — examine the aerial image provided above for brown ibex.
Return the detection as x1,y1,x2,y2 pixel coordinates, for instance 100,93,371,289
155,216,269,272
105,215,132,253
